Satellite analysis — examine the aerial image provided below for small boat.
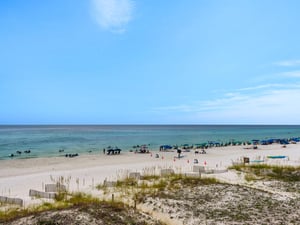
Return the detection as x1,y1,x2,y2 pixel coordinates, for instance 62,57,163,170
267,155,286,159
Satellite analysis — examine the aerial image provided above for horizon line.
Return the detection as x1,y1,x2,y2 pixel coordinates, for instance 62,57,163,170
1,123,300,126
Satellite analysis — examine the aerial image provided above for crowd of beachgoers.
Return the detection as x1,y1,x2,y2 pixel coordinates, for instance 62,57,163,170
1,134,300,224
7,136,300,160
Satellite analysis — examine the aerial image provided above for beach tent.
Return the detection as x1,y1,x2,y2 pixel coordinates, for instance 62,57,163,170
159,145,173,151
260,140,269,145
195,143,208,148
279,139,289,145
181,144,192,149
160,145,172,149
290,137,300,142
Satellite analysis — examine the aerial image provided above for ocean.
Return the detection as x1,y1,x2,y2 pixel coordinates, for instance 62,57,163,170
0,125,300,160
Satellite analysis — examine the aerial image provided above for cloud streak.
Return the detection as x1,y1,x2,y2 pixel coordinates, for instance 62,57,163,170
91,0,135,33
275,60,300,67
280,70,300,78
153,83,300,124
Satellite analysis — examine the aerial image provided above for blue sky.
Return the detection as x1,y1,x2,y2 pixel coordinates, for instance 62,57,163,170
1,0,300,124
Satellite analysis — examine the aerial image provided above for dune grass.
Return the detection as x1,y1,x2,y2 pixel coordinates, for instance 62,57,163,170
1,199,158,225
229,164,300,182
0,192,105,223
1,172,219,223
0,201,67,222
97,172,219,205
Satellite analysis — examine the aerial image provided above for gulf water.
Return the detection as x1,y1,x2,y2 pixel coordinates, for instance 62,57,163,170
0,125,300,160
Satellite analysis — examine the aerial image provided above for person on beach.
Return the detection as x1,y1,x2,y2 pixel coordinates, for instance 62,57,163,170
177,149,181,158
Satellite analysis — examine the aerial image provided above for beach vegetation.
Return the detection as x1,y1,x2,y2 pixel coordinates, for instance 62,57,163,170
54,191,67,202
37,219,57,225
116,177,138,187
67,192,100,206
170,174,218,187
229,164,300,182
151,179,168,190
244,173,258,182
1,201,86,223
0,201,68,223
1,199,164,224
0,207,28,223
0,192,109,223
141,174,160,181
104,173,219,192
0,192,125,224
97,172,220,206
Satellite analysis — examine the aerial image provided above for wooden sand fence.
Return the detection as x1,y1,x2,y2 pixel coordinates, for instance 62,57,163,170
0,196,23,207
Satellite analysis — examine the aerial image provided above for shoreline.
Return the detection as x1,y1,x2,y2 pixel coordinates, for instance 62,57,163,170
1,144,300,207
1,124,300,160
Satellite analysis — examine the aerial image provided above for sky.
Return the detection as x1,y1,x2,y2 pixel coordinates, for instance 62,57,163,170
1,0,300,125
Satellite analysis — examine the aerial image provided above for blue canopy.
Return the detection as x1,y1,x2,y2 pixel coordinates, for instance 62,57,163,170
160,145,172,149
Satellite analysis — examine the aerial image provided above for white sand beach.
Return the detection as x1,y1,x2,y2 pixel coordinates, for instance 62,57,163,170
1,143,300,207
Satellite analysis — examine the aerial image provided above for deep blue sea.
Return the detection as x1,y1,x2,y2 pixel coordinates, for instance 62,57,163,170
0,125,300,160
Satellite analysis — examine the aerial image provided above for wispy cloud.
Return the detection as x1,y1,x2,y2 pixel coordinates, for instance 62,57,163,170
237,84,283,91
153,84,300,124
275,60,300,67
154,59,300,124
280,70,300,78
91,0,135,33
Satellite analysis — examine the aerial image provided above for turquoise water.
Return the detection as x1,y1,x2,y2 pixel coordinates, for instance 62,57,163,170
0,125,300,160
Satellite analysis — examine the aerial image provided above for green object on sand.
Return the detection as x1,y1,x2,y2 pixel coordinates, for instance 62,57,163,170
267,155,286,159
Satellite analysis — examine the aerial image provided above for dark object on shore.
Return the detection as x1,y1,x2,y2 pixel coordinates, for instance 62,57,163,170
195,149,206,154
177,149,182,158
243,157,250,164
159,145,173,151
194,159,199,164
24,150,31,153
9,153,14,157
106,147,121,155
65,153,79,158
136,144,150,153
